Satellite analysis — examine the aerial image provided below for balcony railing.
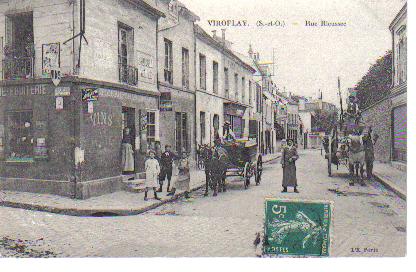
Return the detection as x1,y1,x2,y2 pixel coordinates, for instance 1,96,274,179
2,56,34,80
119,63,138,86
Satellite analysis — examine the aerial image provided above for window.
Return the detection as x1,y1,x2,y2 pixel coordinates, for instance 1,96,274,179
3,12,34,80
225,114,243,139
164,39,173,84
397,35,407,84
199,54,206,90
118,22,136,85
249,80,253,105
175,112,189,154
234,73,239,100
224,68,229,98
147,111,156,143
7,110,33,158
200,111,206,144
241,77,246,103
182,47,189,89
213,61,219,94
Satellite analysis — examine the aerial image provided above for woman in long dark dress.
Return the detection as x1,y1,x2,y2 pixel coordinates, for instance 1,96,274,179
281,139,299,193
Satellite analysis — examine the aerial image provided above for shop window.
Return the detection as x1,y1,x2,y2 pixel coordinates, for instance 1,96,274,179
7,110,34,159
147,111,156,143
213,61,219,94
175,112,189,154
3,12,34,80
182,47,189,89
164,38,173,84
199,54,206,90
224,67,229,98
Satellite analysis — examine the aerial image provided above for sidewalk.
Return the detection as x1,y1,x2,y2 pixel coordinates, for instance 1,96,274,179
0,153,280,216
373,161,407,200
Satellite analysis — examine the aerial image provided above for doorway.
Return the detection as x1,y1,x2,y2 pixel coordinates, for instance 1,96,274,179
122,107,136,174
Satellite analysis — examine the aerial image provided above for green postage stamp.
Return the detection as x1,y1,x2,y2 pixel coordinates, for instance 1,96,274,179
264,199,333,257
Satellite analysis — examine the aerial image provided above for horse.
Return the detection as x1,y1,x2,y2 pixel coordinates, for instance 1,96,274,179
342,135,366,186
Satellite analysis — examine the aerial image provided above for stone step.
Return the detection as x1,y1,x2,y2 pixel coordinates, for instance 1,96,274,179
122,179,146,193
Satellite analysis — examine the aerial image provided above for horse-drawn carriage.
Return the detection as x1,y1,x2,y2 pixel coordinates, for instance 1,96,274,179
199,139,263,196
323,111,373,185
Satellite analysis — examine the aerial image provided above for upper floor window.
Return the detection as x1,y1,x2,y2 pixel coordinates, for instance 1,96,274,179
234,73,239,100
249,80,253,105
241,77,246,103
213,61,219,94
199,54,207,90
224,67,229,98
3,12,34,80
118,22,137,85
396,34,407,85
182,47,189,89
164,39,173,84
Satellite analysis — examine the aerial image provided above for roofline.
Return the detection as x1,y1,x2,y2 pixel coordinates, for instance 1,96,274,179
127,0,165,18
389,2,407,31
195,25,256,74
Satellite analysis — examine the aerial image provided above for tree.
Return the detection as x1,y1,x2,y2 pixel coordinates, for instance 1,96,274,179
311,110,338,134
355,51,392,110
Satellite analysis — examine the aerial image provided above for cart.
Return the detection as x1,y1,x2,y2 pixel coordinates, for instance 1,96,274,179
221,140,263,189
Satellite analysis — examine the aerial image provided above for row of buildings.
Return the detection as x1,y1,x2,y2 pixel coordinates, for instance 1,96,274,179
0,0,332,199
361,3,407,170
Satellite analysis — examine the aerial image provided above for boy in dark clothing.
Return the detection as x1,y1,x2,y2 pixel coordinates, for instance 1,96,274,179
158,144,177,192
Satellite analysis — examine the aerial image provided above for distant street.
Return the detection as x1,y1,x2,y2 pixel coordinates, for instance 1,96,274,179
0,149,406,257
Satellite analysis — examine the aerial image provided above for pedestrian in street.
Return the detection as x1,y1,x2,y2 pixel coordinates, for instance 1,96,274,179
121,127,134,174
158,144,177,192
281,139,299,193
144,150,161,201
364,127,379,179
167,149,191,198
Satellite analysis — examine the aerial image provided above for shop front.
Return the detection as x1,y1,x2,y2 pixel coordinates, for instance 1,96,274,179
0,79,159,199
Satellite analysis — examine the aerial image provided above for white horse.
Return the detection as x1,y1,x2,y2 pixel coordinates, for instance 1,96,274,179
346,135,366,186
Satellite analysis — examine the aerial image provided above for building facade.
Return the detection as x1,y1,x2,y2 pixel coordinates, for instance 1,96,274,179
156,0,199,157
194,26,255,147
389,3,407,168
0,0,164,198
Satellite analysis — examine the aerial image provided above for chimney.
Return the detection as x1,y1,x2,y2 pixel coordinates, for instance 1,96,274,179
221,28,226,43
248,44,253,59
212,30,217,38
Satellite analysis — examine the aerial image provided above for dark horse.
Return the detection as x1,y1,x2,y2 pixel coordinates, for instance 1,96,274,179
198,144,227,196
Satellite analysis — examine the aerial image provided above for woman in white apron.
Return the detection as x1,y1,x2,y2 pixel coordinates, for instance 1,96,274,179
144,150,161,201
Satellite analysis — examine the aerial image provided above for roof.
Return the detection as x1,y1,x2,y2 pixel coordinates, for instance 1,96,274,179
128,0,165,18
194,25,256,74
389,3,407,31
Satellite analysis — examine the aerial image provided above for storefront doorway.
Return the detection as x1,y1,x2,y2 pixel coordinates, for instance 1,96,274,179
122,107,136,174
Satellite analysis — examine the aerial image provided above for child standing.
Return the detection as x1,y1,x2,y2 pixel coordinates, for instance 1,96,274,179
144,150,161,201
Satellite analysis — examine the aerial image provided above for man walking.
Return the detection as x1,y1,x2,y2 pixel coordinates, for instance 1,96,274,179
281,139,300,193
158,144,177,192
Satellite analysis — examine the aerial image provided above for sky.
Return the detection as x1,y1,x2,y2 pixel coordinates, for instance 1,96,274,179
179,0,406,105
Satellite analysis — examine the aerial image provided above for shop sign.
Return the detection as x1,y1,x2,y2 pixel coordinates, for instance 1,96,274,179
42,43,60,77
56,97,64,110
160,92,172,112
55,87,71,97
138,51,154,83
0,85,47,97
82,88,99,102
264,199,332,257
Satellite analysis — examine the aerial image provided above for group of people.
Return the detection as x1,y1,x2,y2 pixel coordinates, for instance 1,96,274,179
144,144,191,201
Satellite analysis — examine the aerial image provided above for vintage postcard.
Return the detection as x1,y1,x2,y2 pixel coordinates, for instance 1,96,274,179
0,0,407,261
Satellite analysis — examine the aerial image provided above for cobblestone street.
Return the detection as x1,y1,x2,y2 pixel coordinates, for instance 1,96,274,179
0,150,406,257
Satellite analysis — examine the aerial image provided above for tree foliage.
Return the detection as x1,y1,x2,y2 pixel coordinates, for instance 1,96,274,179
355,51,392,109
311,110,338,134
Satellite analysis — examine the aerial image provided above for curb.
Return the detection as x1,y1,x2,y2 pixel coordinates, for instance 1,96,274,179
0,155,280,217
0,183,206,217
373,173,406,201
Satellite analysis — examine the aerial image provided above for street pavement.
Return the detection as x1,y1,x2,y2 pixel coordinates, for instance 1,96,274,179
0,149,406,257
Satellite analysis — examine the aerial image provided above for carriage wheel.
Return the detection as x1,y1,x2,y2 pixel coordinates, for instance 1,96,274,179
244,162,250,189
327,158,332,177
